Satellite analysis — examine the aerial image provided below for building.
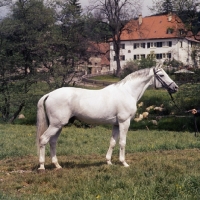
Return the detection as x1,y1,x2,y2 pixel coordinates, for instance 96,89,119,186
77,42,110,74
109,13,200,71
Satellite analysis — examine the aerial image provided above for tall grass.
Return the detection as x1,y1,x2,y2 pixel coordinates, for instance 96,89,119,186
0,124,200,199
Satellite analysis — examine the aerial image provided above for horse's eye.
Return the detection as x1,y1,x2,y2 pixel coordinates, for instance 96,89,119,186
159,75,164,77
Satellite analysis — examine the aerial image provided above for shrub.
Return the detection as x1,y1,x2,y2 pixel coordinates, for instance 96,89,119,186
120,60,139,79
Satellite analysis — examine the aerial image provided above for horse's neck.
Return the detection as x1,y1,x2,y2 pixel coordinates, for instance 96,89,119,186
123,71,153,101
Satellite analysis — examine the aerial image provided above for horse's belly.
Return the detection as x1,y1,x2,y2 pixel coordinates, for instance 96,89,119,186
76,115,118,125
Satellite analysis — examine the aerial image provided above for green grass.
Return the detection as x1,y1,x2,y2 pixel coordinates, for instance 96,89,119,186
88,75,120,83
0,124,200,199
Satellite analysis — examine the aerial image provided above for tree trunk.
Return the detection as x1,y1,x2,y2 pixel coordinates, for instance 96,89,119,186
116,57,121,76
9,101,25,123
113,40,121,77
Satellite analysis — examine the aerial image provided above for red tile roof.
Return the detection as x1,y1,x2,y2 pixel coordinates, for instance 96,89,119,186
120,14,185,41
87,42,110,65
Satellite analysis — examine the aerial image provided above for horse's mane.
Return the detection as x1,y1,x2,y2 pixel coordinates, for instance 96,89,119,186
116,67,152,85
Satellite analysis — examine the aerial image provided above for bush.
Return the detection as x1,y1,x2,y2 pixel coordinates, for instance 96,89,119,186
163,58,183,68
157,116,196,132
120,60,139,79
129,115,199,132
173,83,200,112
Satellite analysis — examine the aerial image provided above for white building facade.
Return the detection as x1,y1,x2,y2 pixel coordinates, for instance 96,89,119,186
109,14,200,71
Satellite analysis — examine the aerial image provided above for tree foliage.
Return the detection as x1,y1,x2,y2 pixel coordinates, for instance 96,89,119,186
120,55,157,79
161,0,173,14
89,0,141,76
0,0,88,122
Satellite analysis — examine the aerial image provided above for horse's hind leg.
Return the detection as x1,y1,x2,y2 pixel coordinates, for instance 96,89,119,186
38,125,62,171
49,129,62,169
106,125,119,165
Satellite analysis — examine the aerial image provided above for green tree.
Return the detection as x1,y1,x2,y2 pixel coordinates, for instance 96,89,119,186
138,54,156,69
0,0,55,122
120,55,156,79
83,12,112,43
162,0,173,14
89,0,141,76
43,0,88,89
0,0,90,122
69,0,81,17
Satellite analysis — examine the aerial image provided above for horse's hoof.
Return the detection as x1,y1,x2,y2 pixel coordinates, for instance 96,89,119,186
107,160,112,165
122,162,129,167
37,168,45,173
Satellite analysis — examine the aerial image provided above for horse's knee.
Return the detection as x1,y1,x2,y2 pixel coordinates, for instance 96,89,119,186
110,139,117,148
39,135,49,146
119,140,126,148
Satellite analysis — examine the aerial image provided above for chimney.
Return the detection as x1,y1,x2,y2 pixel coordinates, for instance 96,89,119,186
139,14,142,25
168,12,172,22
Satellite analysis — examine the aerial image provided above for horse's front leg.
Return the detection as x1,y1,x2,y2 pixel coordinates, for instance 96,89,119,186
106,125,119,165
119,119,130,167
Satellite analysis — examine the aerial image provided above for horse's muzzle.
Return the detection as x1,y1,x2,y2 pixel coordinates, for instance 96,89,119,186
168,84,178,94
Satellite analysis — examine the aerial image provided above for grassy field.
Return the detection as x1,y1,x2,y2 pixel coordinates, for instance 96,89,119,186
88,75,120,83
0,124,200,199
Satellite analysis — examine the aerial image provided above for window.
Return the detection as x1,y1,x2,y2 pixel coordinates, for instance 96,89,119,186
167,53,171,59
180,41,183,48
141,43,145,48
114,55,125,61
167,28,174,34
147,42,163,48
167,41,172,47
120,44,125,49
128,50,131,53
179,29,184,35
163,53,166,58
157,42,163,47
134,43,145,49
141,54,145,59
156,54,162,59
133,43,139,49
120,55,125,60
133,55,139,60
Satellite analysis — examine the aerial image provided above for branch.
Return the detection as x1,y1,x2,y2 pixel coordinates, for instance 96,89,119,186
9,100,25,123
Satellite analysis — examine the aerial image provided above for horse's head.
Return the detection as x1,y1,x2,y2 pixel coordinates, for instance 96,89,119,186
153,65,178,94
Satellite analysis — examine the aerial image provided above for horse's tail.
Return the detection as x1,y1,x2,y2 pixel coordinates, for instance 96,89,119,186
36,94,49,155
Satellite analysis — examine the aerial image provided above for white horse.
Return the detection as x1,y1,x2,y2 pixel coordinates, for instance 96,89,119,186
36,65,178,171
